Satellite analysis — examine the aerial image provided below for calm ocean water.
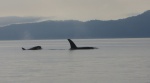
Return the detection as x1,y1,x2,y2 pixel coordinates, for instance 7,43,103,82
0,38,150,83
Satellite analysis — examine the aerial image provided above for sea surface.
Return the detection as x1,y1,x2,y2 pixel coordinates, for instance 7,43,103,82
0,38,150,83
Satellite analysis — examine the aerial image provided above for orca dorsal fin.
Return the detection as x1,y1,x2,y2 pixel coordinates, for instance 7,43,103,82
68,39,77,49
22,47,26,50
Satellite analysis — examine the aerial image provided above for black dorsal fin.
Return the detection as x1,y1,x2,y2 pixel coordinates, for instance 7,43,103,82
68,39,77,49
22,47,26,50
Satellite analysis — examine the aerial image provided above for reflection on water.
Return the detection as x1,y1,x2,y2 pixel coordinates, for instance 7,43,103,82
0,38,150,83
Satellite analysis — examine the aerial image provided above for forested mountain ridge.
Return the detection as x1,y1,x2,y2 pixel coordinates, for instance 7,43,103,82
0,10,150,40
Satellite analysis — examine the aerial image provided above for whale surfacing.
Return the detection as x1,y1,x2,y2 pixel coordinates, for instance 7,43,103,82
68,39,97,50
22,46,42,50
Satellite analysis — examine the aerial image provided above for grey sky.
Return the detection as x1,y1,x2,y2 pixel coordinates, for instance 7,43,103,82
0,0,149,21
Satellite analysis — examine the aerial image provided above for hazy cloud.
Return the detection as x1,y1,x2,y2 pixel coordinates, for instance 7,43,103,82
0,0,149,21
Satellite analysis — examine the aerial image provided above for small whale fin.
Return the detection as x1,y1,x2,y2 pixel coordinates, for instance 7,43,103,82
22,47,26,50
68,39,77,49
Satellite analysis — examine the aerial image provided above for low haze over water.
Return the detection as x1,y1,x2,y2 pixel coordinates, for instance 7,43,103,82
0,38,150,83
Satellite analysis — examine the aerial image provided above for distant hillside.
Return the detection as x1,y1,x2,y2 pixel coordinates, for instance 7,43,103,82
0,16,45,27
0,10,150,40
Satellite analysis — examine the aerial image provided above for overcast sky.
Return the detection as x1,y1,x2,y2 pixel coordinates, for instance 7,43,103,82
0,0,150,21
